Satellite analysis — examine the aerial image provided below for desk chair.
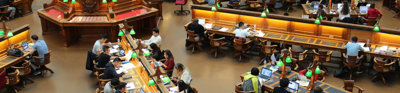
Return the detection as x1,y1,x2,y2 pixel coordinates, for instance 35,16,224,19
259,40,278,65
174,0,190,15
228,2,240,9
96,73,111,93
208,34,228,57
192,0,206,4
248,0,262,10
233,37,251,62
33,51,54,76
394,1,400,18
313,49,332,73
93,61,106,78
235,83,256,93
0,5,11,21
284,0,295,12
186,30,202,53
12,60,34,88
343,80,365,93
365,17,378,26
0,70,6,89
6,69,20,93
372,58,395,84
342,53,364,80
289,47,308,71
265,0,276,12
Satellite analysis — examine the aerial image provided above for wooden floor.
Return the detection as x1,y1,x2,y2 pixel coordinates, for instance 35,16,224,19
3,0,400,93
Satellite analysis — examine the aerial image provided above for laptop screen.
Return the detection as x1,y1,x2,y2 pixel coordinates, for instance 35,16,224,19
360,6,368,14
261,68,272,78
139,88,145,93
21,42,28,50
119,50,125,56
288,81,299,91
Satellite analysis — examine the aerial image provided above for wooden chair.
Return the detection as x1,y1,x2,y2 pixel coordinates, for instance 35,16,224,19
233,37,251,62
0,5,11,21
343,80,365,93
366,17,378,26
192,87,198,93
228,2,240,9
284,0,295,12
96,73,111,93
372,57,395,84
248,0,262,10
208,34,228,57
265,0,276,12
186,30,202,53
313,49,332,73
259,40,278,65
394,1,400,18
6,69,20,93
235,83,255,93
289,47,308,71
342,53,364,80
93,60,105,78
33,51,54,76
12,60,34,87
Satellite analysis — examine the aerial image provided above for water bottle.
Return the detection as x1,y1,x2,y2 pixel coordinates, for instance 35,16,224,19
264,59,267,68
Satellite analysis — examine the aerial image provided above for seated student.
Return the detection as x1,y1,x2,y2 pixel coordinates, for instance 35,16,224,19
159,50,175,77
364,4,382,19
98,46,117,69
343,36,364,63
315,4,332,21
0,0,16,19
172,63,192,84
103,58,124,79
337,2,351,22
273,78,290,93
92,34,109,55
234,22,256,39
29,35,49,75
150,43,164,61
115,82,127,93
229,0,239,5
104,78,120,93
187,18,206,40
177,80,195,93
242,67,261,93
142,28,162,47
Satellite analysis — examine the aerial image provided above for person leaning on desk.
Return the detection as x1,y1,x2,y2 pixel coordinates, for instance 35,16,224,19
243,67,262,93
103,58,124,79
93,34,111,56
98,46,122,73
28,35,49,75
234,22,257,41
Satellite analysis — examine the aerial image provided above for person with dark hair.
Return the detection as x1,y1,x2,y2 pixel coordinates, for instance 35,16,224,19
104,78,120,93
150,43,164,61
177,80,195,93
115,82,127,93
284,12,289,16
98,46,118,73
159,50,175,77
234,22,255,38
187,18,206,39
365,4,382,19
30,35,49,75
0,0,16,19
172,63,192,84
337,1,351,21
93,34,109,55
142,28,162,47
273,78,290,93
343,36,364,63
103,58,124,79
243,67,261,93
313,87,323,93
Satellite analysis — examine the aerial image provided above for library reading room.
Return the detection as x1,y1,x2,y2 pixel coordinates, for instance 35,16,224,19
1,0,400,93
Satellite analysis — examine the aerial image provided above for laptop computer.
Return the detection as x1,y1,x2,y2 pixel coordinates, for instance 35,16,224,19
288,81,300,92
119,50,125,56
21,42,29,51
360,6,368,14
259,68,273,79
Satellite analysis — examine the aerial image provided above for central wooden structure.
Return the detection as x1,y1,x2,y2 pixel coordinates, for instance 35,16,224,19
37,0,159,47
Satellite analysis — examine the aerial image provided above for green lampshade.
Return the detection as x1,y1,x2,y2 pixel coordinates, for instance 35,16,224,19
71,0,76,3
261,12,266,17
131,52,138,58
148,79,155,85
144,50,151,56
163,76,171,83
129,29,136,35
102,0,107,3
277,60,283,67
286,57,292,63
319,15,323,20
305,70,312,77
112,0,117,2
314,19,321,24
315,67,322,74
211,6,217,11
118,30,124,36
0,30,4,36
63,0,68,2
7,32,13,37
217,3,220,8
373,23,380,32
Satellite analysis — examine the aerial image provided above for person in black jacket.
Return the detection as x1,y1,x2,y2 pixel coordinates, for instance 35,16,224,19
150,43,164,61
178,80,194,93
103,58,124,79
0,0,16,19
273,78,290,93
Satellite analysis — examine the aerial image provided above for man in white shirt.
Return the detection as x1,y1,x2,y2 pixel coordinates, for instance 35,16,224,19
234,22,255,39
104,78,119,93
92,34,109,55
142,28,162,47
172,63,192,84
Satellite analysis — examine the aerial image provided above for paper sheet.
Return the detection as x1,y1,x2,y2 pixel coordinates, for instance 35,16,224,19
126,82,136,89
124,50,133,61
198,18,205,25
219,27,229,32
169,86,179,93
363,47,370,52
204,23,213,29
255,31,265,37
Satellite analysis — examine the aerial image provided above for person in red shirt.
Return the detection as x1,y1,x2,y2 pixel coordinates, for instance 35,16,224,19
365,4,383,19
160,50,175,77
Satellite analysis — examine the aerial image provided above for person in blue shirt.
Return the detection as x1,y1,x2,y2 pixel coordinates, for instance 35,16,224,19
344,36,364,63
30,35,49,75
229,0,239,4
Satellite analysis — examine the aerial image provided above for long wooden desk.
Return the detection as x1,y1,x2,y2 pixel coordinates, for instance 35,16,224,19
118,31,174,92
239,64,350,93
0,25,31,69
189,5,400,60
301,4,365,18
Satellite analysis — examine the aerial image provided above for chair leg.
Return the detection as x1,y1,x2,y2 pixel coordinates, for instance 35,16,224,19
381,75,386,84
208,48,216,55
45,66,54,73
259,57,267,65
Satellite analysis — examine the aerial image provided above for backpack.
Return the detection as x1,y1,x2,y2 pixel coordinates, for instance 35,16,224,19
7,48,24,57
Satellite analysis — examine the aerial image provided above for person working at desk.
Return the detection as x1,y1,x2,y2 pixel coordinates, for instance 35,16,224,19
98,46,118,73
186,18,207,46
150,43,164,61
142,28,162,48
115,82,127,93
159,50,175,77
93,34,109,55
344,36,364,61
104,78,120,93
30,35,49,75
172,63,192,84
0,0,16,19
234,22,256,39
103,58,124,79
242,67,261,93
337,2,352,22
273,78,290,93
364,4,382,19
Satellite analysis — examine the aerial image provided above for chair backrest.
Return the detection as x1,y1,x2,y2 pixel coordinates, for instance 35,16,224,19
97,73,111,89
396,1,400,9
0,70,6,88
208,34,217,47
0,5,9,13
187,30,198,42
235,83,255,93
234,37,247,51
345,56,359,67
289,48,301,59
373,58,388,72
260,40,276,54
21,61,32,76
366,17,377,26
316,51,328,62
44,52,51,64
7,70,19,85
344,80,355,92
